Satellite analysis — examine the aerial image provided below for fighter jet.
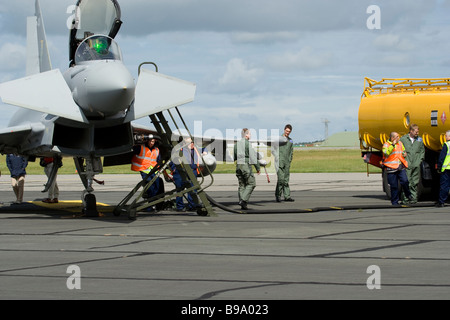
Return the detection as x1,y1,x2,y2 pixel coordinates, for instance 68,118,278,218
0,0,200,216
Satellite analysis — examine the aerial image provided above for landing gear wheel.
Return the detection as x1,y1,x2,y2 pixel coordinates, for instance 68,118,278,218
128,208,137,220
197,207,208,216
82,193,99,217
113,208,121,217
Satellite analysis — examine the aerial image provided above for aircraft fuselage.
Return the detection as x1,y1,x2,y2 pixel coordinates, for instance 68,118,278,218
64,61,135,118
64,35,135,119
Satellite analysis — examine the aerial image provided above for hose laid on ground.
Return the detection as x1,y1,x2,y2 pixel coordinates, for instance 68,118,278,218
205,193,242,214
205,193,436,214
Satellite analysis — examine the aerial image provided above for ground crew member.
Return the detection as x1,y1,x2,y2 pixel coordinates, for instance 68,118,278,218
382,131,412,205
6,154,28,204
167,161,196,211
400,124,425,204
41,156,62,204
234,128,260,210
273,124,294,202
436,130,450,207
168,138,206,211
131,138,160,200
183,138,207,177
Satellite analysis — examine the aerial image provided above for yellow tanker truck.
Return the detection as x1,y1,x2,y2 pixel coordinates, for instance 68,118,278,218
358,77,450,199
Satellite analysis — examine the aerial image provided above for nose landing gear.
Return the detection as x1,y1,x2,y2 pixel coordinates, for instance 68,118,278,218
75,156,102,217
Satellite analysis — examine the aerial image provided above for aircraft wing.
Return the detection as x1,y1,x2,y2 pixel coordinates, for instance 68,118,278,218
250,136,289,146
169,130,288,163
0,123,47,155
126,69,196,122
0,70,88,123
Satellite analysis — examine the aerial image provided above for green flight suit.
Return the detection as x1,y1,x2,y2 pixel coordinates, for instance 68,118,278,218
400,134,425,202
234,138,260,202
273,136,294,199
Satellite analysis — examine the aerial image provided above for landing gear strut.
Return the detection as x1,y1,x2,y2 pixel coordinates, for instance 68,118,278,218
74,156,102,217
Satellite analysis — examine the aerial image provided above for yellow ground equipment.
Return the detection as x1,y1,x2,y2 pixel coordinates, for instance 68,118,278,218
359,77,450,198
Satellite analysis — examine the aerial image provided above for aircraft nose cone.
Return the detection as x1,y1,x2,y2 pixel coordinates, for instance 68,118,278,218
86,62,135,116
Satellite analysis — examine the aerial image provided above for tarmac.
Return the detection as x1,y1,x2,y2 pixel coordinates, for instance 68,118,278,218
0,173,449,303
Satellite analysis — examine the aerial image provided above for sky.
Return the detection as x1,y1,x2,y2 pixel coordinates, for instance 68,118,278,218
1,0,450,143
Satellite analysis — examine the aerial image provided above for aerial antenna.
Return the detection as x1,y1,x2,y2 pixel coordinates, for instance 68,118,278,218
322,118,330,141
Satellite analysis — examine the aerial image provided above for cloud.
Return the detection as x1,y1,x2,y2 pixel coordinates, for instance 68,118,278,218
379,54,414,67
121,0,365,35
0,1,434,37
0,43,26,74
373,34,415,51
216,58,264,93
230,32,299,44
266,46,332,71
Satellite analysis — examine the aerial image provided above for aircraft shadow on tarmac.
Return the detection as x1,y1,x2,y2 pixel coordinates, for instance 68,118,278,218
0,198,208,222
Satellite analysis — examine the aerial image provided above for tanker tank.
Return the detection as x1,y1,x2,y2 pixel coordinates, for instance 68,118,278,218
358,77,450,199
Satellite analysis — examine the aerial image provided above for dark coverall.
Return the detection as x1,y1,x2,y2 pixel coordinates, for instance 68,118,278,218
169,161,196,210
400,134,425,203
437,141,450,205
170,145,205,210
273,137,294,200
234,138,260,203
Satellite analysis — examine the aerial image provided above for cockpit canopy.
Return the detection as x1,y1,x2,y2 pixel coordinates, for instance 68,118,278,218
69,0,122,63
74,35,122,64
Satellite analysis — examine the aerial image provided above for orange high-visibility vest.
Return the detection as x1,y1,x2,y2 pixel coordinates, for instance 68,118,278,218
131,145,159,173
382,141,408,170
